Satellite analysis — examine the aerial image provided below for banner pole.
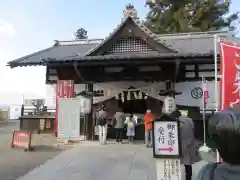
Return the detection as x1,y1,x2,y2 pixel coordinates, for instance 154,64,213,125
202,77,206,146
214,34,219,112
199,77,211,154
214,34,222,162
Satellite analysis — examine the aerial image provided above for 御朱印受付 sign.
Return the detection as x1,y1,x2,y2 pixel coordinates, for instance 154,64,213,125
153,120,181,158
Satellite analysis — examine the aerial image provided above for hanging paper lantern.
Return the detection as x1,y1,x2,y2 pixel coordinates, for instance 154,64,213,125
144,93,148,99
121,92,125,102
127,91,131,101
134,92,138,100
80,97,91,114
139,92,143,100
163,96,176,114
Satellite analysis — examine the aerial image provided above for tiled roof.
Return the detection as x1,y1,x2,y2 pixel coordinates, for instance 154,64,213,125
8,41,99,67
156,31,232,54
7,30,232,68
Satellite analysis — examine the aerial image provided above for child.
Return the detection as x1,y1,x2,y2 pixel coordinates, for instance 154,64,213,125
125,114,137,144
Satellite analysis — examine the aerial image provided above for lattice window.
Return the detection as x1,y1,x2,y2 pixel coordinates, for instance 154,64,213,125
107,37,155,53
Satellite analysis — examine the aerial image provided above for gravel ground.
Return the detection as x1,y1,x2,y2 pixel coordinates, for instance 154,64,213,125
0,120,72,180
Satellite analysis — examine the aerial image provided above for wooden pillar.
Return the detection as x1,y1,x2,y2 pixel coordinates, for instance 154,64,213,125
20,104,24,130
85,83,93,140
166,80,171,91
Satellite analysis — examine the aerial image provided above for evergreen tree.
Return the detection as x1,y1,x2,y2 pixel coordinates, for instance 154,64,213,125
145,0,239,34
75,28,88,39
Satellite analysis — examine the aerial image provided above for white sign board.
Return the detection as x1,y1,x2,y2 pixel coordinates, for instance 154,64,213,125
153,121,180,157
156,159,182,180
58,98,81,140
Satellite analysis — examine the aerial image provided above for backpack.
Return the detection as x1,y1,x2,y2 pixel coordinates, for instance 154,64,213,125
98,118,106,126
127,121,134,129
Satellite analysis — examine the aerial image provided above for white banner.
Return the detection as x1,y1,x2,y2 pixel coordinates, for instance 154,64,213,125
46,81,219,109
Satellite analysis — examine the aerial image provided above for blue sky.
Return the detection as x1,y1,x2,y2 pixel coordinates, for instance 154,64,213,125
0,0,239,104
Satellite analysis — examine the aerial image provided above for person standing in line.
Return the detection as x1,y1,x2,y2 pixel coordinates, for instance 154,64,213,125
178,111,200,180
97,104,108,145
144,109,155,148
125,114,137,144
114,107,125,144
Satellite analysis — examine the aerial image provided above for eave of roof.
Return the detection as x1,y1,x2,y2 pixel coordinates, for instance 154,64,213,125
44,52,215,65
7,41,99,68
7,47,53,68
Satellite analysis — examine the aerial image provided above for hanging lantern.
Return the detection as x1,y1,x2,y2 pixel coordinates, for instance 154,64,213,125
144,93,148,99
127,91,131,101
80,97,92,114
121,92,125,102
163,96,176,114
134,92,138,100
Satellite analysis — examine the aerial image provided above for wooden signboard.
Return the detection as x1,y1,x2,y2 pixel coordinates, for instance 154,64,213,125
11,130,33,151
152,114,182,158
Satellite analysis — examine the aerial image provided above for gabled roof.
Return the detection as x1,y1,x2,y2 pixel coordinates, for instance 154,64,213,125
85,16,176,56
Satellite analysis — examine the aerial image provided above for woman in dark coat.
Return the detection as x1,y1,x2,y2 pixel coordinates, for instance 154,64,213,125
179,115,201,180
171,110,200,180
197,107,240,180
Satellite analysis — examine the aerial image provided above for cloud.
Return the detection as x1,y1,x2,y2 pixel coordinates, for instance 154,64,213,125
0,20,16,38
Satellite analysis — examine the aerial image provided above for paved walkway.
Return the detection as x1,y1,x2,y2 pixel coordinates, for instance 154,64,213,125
17,141,208,180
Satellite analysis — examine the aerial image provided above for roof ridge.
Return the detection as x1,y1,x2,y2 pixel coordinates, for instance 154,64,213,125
54,32,231,46
155,30,230,37
56,39,103,46
83,17,130,56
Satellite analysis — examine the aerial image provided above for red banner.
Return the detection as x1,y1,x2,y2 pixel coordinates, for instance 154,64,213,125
219,41,240,110
203,81,209,109
11,130,32,150
55,80,75,136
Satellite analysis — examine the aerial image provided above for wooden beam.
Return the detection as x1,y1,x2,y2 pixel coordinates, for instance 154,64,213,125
45,67,49,84
180,77,220,81
85,84,93,140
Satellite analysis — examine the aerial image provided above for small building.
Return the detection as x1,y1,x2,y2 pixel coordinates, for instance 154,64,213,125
7,4,238,140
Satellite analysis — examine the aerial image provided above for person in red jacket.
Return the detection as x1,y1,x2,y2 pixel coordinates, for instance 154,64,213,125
144,109,155,148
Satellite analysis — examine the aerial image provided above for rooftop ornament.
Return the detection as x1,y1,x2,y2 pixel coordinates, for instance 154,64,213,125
123,3,137,20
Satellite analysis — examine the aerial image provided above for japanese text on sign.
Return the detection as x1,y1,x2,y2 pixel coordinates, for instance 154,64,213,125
156,159,181,180
154,121,179,156
232,52,240,107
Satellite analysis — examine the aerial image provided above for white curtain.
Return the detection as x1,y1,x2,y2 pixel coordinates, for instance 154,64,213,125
93,81,166,104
